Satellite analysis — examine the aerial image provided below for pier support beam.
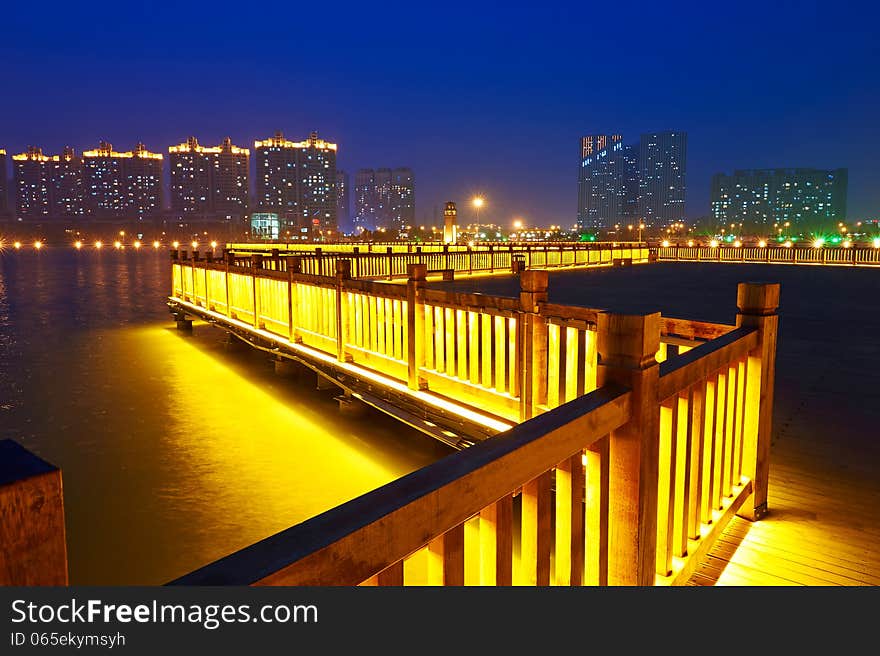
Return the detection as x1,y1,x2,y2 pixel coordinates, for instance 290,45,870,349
316,373,338,391
735,282,780,521
336,391,368,418
597,311,661,586
0,440,68,585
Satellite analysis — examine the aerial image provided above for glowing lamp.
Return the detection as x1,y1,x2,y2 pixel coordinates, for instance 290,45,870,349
74,240,83,249
873,238,880,249
733,240,742,248
153,241,160,249
172,241,180,249
709,239,719,248
661,240,670,248
13,241,22,250
758,240,767,248
95,241,103,249
114,241,122,249
812,238,824,248
34,241,43,250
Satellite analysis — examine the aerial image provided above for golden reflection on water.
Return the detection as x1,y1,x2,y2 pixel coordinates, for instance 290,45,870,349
56,320,451,584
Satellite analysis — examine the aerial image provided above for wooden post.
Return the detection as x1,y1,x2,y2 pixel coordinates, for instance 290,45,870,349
735,282,780,521
406,263,427,390
0,440,68,585
251,254,263,328
336,259,352,362
519,270,549,421
596,311,661,586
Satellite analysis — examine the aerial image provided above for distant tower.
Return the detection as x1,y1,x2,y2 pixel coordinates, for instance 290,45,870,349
443,201,457,244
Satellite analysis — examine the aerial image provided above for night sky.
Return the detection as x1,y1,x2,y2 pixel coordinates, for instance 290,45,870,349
2,1,877,228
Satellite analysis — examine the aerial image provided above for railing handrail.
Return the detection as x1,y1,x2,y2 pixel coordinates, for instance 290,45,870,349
168,383,632,586
658,326,758,401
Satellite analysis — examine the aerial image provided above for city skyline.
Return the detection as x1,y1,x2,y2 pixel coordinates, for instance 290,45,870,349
1,3,877,226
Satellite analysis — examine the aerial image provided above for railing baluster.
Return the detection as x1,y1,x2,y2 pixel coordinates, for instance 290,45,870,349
585,435,609,585
656,398,678,576
687,382,706,539
520,470,552,585
701,374,717,524
555,453,585,586
674,391,690,558
479,496,513,586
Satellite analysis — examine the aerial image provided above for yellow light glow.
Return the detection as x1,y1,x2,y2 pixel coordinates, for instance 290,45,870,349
733,240,742,248
784,240,792,248
472,197,484,209
191,241,199,249
114,241,122,249
661,240,670,248
709,239,719,248
95,240,103,249
34,241,43,250
172,241,180,249
210,241,218,249
758,240,767,248
153,240,161,248
467,240,475,247
843,240,852,248
74,240,83,249
873,238,880,249
133,240,142,249
14,241,22,249
812,238,824,248
687,240,694,247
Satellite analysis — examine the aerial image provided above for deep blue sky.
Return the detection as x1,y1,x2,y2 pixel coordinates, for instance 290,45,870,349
2,1,877,227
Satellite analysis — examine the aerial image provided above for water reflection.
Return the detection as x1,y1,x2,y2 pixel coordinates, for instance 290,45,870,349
0,249,452,584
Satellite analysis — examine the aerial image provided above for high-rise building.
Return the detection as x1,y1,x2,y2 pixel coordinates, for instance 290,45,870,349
710,168,848,231
354,168,377,230
336,170,350,230
374,168,392,229
390,168,415,230
354,167,415,232
638,131,687,226
50,147,84,220
12,146,53,219
212,137,249,218
576,134,639,231
169,136,249,221
169,137,212,218
0,149,7,217
124,143,163,220
254,131,337,233
82,141,163,220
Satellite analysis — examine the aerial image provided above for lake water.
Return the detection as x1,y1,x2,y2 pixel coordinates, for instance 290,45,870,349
4,251,878,584
0,247,452,584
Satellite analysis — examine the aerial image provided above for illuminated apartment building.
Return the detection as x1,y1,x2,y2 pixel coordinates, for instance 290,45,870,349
169,136,249,221
13,146,53,219
50,147,84,220
255,131,337,232
82,141,163,220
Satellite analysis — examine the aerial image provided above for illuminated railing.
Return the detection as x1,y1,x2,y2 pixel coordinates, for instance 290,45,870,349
169,251,778,586
656,245,880,265
225,243,650,279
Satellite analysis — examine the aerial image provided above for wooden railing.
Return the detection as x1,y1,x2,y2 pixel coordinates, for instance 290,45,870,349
657,245,880,265
169,250,779,586
222,243,651,280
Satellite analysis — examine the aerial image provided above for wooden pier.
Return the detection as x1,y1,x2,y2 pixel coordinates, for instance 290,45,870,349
165,246,778,586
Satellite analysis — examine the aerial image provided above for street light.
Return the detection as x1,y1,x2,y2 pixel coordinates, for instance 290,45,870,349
472,196,485,225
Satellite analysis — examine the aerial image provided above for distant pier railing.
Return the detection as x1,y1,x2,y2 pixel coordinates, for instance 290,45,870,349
168,248,779,586
224,242,650,279
656,245,880,265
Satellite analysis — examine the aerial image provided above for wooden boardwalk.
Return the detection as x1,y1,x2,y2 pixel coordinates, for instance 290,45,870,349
689,353,880,586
